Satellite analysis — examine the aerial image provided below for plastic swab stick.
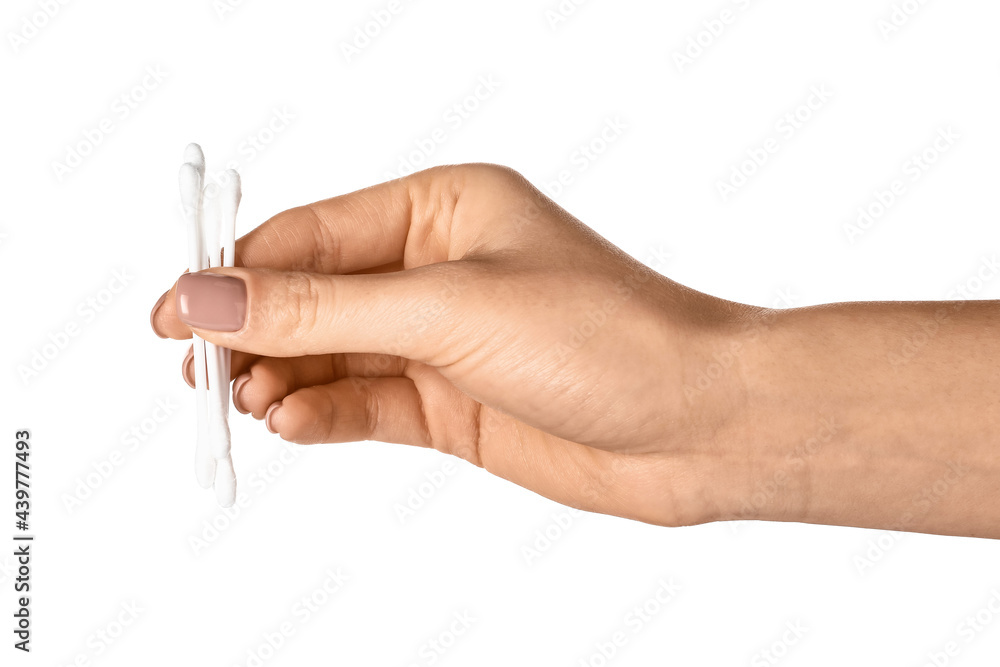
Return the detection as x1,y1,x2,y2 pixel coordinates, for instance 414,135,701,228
202,192,232,462
214,451,237,508
183,143,205,175
208,172,242,508
179,159,216,489
220,170,241,382
179,144,241,507
181,144,216,487
202,187,236,507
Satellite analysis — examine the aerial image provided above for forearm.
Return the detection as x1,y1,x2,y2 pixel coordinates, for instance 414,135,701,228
714,299,1000,537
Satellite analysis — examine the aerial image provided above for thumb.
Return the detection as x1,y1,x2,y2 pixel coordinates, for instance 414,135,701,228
173,265,465,360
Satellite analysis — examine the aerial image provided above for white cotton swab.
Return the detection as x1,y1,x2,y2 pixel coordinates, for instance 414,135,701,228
214,455,237,507
181,144,216,488
178,157,216,490
207,172,242,508
220,169,241,383
202,191,232,461
210,175,242,508
180,144,241,508
201,185,237,508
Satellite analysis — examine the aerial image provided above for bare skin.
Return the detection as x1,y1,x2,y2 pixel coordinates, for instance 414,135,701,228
150,164,1000,537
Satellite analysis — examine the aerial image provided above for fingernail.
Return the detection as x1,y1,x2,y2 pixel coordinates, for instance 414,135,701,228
232,373,251,415
265,401,282,434
175,273,247,332
150,291,168,339
182,347,195,388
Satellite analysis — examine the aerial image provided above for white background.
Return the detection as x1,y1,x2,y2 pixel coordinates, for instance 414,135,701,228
3,0,1000,665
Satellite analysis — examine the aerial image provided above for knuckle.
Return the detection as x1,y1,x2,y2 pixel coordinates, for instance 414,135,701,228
283,272,324,346
360,382,380,440
455,162,525,185
251,358,289,396
301,204,340,272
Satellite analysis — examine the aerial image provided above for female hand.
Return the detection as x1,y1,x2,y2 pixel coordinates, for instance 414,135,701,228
150,164,749,527
151,163,1000,538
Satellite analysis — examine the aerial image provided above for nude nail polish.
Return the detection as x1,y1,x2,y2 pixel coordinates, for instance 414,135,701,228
232,374,251,415
175,273,247,332
265,402,282,434
182,347,195,388
150,291,168,338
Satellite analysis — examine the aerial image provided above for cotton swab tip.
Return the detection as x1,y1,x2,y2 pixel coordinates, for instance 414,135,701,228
179,143,242,508
208,416,232,460
178,163,202,216
195,450,216,489
214,456,237,508
223,170,242,203
183,143,205,173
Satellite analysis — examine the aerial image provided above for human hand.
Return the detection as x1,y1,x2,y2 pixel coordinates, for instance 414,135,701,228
151,164,1000,538
150,164,753,527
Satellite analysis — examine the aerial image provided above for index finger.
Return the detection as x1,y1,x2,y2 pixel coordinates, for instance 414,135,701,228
236,175,414,274
152,170,428,340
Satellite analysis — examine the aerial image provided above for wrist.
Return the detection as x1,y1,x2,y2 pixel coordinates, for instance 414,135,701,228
651,284,783,525
709,300,1000,537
